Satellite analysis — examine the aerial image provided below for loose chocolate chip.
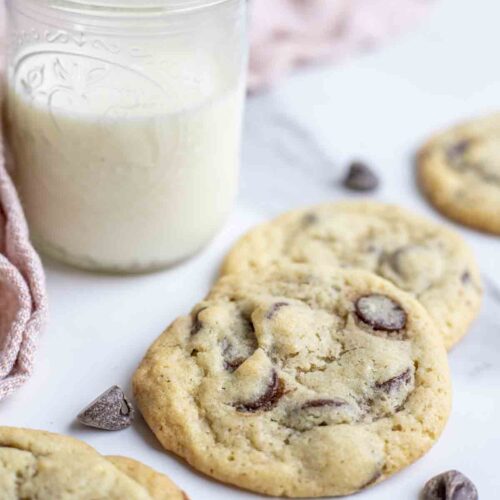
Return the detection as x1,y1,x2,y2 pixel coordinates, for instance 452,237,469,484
191,307,207,335
422,470,478,500
77,386,134,431
301,398,346,410
343,161,379,192
355,294,407,332
234,370,284,413
447,140,471,163
375,368,413,393
266,302,289,320
302,213,319,226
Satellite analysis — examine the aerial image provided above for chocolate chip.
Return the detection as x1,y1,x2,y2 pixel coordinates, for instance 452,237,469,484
386,246,411,275
241,313,255,334
301,399,346,410
191,307,207,335
223,358,245,372
302,213,319,226
422,470,478,500
343,161,379,192
77,386,134,431
461,271,471,284
355,294,407,332
221,338,246,372
234,370,284,412
447,140,471,163
266,302,289,320
284,397,355,430
375,368,413,393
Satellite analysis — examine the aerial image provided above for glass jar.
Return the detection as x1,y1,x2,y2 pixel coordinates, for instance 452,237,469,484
4,0,247,272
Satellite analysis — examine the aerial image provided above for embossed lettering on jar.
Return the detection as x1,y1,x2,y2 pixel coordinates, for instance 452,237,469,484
4,0,247,272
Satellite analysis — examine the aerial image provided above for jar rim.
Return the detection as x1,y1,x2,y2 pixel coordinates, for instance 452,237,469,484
10,0,235,16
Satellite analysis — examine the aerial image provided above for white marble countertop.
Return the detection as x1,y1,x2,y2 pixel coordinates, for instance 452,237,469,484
2,0,499,497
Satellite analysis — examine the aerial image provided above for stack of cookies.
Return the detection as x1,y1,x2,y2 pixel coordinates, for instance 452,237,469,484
133,200,482,497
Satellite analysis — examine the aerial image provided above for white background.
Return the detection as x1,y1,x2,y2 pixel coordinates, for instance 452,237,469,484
2,0,500,498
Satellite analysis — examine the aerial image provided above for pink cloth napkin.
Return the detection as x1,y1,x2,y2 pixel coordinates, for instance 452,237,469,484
0,8,48,402
249,0,435,91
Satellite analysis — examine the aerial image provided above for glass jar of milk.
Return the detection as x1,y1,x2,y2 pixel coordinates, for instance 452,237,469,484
4,0,246,272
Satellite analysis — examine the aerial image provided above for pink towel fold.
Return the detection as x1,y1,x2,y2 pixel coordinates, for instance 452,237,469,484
0,6,48,402
249,0,434,91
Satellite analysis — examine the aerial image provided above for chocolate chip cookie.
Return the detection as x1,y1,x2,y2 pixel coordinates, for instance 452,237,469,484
418,113,500,235
133,265,451,497
221,201,482,349
0,427,186,499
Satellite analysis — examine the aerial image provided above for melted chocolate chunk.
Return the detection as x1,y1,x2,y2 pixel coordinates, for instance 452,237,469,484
461,271,471,284
343,161,379,192
191,308,207,335
355,294,407,332
447,140,471,163
241,313,256,334
302,212,319,226
224,358,245,372
221,312,258,372
445,138,500,184
221,338,245,372
234,370,284,413
301,399,346,410
77,386,134,431
375,368,412,393
386,246,411,275
266,302,289,320
422,470,478,500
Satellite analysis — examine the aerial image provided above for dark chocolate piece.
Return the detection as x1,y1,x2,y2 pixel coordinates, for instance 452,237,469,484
302,212,319,226
343,161,379,191
77,385,134,431
375,368,413,393
301,398,346,410
422,470,478,500
447,140,471,163
355,294,407,332
266,302,289,320
191,307,207,335
234,370,284,412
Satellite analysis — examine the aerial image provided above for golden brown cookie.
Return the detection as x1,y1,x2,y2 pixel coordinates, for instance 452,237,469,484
418,112,500,235
134,265,451,497
222,201,482,349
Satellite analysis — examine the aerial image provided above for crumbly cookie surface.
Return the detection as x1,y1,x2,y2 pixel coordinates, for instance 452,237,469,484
0,427,184,500
133,266,451,498
221,201,482,349
418,113,500,235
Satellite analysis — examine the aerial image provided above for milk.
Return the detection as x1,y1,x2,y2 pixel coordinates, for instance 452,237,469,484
6,51,244,271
